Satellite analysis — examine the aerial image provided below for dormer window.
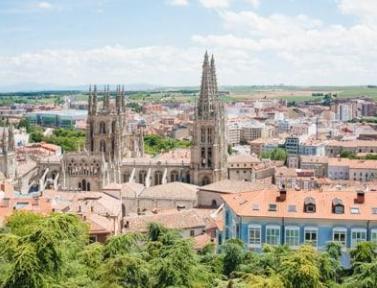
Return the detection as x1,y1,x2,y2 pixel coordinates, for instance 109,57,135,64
332,198,344,214
304,197,316,213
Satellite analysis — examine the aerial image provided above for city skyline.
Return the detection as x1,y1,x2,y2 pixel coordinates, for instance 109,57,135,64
1,0,377,89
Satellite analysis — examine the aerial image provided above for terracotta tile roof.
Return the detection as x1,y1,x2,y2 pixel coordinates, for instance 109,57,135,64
193,233,213,250
123,209,207,233
228,154,261,164
222,187,377,221
328,158,377,169
200,179,274,194
300,155,328,164
0,194,53,227
141,182,198,200
83,213,113,234
327,140,377,148
102,182,145,198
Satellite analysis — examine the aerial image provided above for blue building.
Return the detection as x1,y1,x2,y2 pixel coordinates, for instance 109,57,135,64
220,187,377,266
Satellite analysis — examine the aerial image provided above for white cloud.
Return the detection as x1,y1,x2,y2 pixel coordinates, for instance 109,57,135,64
244,0,259,8
0,46,206,87
338,0,377,17
167,0,189,6
199,0,232,8
35,2,53,9
3,1,377,87
191,6,377,85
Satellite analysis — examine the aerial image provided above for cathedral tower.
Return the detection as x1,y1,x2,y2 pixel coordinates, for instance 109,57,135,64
86,85,128,162
191,52,227,185
1,125,16,179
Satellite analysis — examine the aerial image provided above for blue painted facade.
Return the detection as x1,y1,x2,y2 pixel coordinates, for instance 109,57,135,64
221,204,377,266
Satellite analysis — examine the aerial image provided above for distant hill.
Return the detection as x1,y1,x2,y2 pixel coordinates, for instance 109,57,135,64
0,83,162,93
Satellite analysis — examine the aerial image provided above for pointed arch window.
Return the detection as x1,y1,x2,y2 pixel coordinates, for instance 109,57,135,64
154,171,163,185
139,170,147,185
100,140,106,153
207,147,212,167
201,127,206,143
99,122,106,134
208,127,213,144
170,170,179,182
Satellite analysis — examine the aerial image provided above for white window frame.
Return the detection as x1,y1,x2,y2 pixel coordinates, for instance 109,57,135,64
351,228,367,248
304,227,318,248
371,229,377,244
285,226,300,248
266,225,281,246
248,224,262,248
333,227,347,246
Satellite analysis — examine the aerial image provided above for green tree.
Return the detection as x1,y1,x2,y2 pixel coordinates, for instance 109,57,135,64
222,239,245,276
280,245,321,288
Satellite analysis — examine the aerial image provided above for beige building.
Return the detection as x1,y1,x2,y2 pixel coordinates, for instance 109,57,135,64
300,155,328,177
326,140,377,157
328,158,377,182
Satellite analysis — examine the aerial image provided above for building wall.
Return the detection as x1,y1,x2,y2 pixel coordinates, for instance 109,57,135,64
300,162,328,178
198,190,225,208
222,205,377,266
349,168,377,182
328,165,349,180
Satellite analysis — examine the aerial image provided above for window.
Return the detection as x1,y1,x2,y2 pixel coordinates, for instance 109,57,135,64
350,207,360,214
99,122,106,134
201,128,206,143
333,228,347,246
304,227,318,247
332,198,344,214
248,225,262,247
285,226,300,247
252,204,259,211
154,171,163,185
170,170,179,182
288,205,297,212
268,204,277,211
304,197,316,213
225,211,231,226
100,140,106,153
371,229,377,243
351,229,367,247
225,227,230,240
266,226,280,246
372,208,377,214
190,230,195,237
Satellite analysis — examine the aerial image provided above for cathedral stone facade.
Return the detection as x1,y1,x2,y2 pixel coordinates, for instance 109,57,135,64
0,126,16,180
37,53,228,191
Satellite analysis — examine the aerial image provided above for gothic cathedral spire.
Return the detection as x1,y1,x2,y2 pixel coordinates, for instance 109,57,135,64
191,52,227,186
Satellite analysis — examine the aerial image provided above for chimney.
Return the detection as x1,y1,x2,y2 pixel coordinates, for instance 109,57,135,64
277,185,287,202
355,191,365,204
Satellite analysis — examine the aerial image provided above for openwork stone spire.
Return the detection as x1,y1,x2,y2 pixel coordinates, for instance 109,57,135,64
197,51,219,120
210,54,218,95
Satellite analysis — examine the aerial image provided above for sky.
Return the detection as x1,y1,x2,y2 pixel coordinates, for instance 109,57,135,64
1,0,377,89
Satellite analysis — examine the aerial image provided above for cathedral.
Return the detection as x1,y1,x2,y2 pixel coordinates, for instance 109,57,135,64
36,53,227,191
